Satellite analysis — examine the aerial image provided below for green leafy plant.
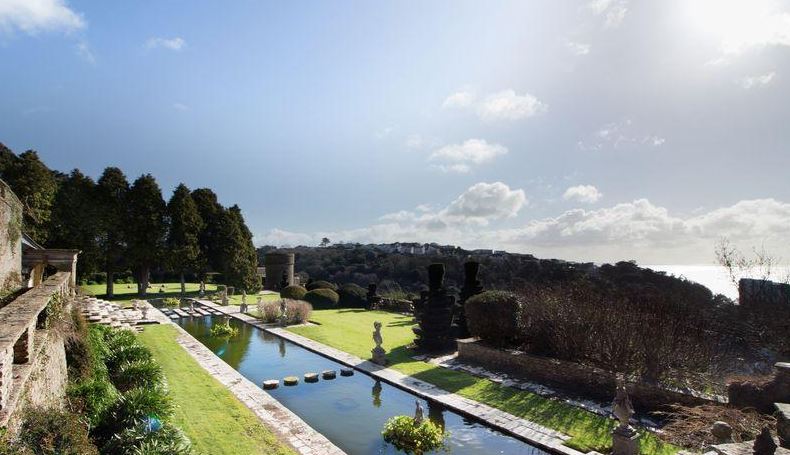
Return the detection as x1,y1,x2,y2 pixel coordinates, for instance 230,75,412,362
16,407,99,455
111,359,164,393
101,421,193,455
210,320,238,337
162,297,181,308
303,288,339,309
381,415,447,455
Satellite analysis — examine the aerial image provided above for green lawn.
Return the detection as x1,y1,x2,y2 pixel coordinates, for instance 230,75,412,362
80,282,218,306
289,309,678,455
136,325,294,455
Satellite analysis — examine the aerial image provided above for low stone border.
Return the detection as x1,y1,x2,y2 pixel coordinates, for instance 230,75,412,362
192,300,585,455
144,303,345,455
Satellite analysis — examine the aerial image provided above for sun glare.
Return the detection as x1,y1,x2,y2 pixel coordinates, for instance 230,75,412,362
682,0,790,55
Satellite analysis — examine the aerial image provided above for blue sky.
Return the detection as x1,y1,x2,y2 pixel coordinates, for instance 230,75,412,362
2,0,789,264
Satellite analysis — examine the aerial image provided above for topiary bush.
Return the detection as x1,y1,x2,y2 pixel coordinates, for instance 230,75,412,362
280,285,307,300
381,415,446,455
464,290,524,347
337,283,367,308
305,280,337,292
303,288,339,309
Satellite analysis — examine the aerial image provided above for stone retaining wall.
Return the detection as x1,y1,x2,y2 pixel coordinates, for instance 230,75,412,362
0,272,71,430
0,179,22,292
457,338,723,411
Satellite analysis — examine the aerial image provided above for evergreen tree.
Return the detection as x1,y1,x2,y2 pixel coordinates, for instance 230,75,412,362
96,167,129,297
221,205,260,292
48,170,100,279
191,188,224,275
166,184,204,294
126,174,167,296
2,150,57,243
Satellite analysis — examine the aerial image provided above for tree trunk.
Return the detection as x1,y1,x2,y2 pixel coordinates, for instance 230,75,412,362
138,267,150,297
106,271,114,298
180,272,186,295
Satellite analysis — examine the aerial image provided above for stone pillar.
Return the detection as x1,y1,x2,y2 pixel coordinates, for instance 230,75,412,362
13,326,32,364
264,252,295,291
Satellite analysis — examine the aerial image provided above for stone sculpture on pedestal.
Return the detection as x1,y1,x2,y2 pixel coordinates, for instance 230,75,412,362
371,321,387,365
611,382,640,455
412,264,456,352
199,280,205,297
414,400,424,425
240,291,248,313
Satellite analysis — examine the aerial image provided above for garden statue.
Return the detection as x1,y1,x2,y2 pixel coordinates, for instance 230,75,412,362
240,291,248,313
141,304,149,320
278,299,288,326
412,264,456,352
611,382,639,455
189,300,195,312
372,321,387,365
221,289,229,306
414,400,424,425
199,280,205,297
456,261,484,338
754,427,777,455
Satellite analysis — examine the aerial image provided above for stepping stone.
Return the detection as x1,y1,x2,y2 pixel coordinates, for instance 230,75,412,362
304,373,319,383
322,370,337,380
263,380,279,390
340,368,354,377
283,376,299,386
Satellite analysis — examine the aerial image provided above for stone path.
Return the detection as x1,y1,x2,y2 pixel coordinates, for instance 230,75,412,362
145,302,345,455
194,299,586,455
76,296,158,331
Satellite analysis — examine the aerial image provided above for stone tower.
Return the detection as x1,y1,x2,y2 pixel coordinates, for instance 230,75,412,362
263,252,294,291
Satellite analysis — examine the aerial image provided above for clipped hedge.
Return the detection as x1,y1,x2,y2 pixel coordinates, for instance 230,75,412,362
464,291,524,347
306,280,337,291
280,285,308,300
337,283,367,308
303,288,340,309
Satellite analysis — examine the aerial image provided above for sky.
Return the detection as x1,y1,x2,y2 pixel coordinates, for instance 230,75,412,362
1,0,789,265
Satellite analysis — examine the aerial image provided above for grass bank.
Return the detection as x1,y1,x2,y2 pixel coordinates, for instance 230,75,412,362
136,324,295,455
289,309,677,455
81,282,218,306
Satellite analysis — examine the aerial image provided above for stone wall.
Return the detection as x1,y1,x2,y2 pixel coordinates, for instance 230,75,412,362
0,272,71,432
0,179,22,292
457,338,722,411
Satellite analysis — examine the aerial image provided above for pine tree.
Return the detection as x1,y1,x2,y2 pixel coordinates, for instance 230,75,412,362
167,184,204,294
223,205,260,292
191,188,224,276
48,169,101,279
126,174,167,296
96,167,130,297
2,150,57,244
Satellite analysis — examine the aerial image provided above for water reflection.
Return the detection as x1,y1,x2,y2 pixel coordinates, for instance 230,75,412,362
372,380,382,408
428,400,446,431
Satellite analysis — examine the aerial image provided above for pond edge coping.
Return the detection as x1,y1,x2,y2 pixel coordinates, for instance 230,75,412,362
145,302,346,455
195,299,588,455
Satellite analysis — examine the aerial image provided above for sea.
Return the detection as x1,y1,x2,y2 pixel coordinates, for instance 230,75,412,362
645,265,790,300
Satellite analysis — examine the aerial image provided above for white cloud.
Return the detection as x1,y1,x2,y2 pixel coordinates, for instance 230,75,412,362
588,0,629,28
741,71,776,89
428,139,508,173
146,36,186,51
563,185,602,204
566,41,591,55
478,90,548,121
256,197,790,264
442,88,547,122
75,40,95,64
0,0,84,34
442,91,476,109
578,120,666,151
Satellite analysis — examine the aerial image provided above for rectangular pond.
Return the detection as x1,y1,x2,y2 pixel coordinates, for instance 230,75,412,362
177,314,548,455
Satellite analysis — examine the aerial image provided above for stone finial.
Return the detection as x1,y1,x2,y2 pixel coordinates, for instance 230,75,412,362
371,321,386,365
611,382,639,455
414,400,424,425
613,382,634,433
711,421,734,444
754,426,777,455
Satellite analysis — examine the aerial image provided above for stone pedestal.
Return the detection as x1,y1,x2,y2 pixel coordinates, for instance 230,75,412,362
612,428,640,455
372,346,387,365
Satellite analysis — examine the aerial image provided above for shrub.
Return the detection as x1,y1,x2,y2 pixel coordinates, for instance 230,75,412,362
305,280,337,291
280,285,307,300
111,359,164,393
17,408,98,455
210,320,238,337
94,387,173,444
101,422,193,455
67,376,118,427
162,297,180,308
465,291,523,347
381,415,446,455
104,343,153,372
303,288,339,309
337,284,367,308
258,301,281,323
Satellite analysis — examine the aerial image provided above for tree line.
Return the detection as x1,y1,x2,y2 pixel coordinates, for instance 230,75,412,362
0,143,260,296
